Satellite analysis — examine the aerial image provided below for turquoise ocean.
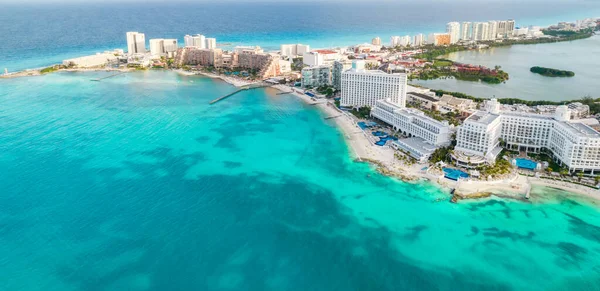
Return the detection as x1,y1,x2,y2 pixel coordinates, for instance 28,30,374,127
3,1,600,290
2,71,600,290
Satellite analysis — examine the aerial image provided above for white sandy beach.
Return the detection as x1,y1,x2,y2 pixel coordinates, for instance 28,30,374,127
271,84,600,202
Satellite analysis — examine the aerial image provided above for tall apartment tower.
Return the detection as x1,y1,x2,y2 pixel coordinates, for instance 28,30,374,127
488,21,498,40
460,22,472,40
413,34,425,47
126,32,146,55
372,37,382,46
205,38,217,49
341,60,407,108
446,22,461,44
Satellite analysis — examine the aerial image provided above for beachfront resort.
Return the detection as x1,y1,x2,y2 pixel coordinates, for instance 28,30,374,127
4,16,600,200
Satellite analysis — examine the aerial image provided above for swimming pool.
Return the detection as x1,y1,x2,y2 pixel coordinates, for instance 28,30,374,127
515,158,538,170
443,168,469,181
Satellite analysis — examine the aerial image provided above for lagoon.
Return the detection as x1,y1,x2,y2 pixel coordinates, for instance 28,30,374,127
412,35,600,101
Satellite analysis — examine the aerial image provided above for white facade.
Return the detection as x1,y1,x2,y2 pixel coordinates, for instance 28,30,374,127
302,51,324,67
372,99,452,146
372,37,381,46
280,44,310,58
488,21,498,40
399,35,411,46
446,22,461,44
301,65,331,88
205,38,217,49
472,22,490,41
163,39,178,53
184,34,206,49
390,36,401,47
149,39,178,57
332,60,352,90
126,32,146,55
497,20,516,38
460,22,472,40
413,34,425,47
455,99,600,172
149,39,165,57
340,61,407,108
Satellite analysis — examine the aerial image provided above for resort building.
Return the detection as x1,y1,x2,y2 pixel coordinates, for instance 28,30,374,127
390,36,401,47
497,20,516,38
446,22,461,44
184,34,206,49
488,21,498,40
184,48,223,67
302,50,340,67
205,38,217,49
280,44,310,58
302,51,324,67
372,99,452,146
454,99,600,173
301,65,331,88
340,61,407,107
371,99,453,162
332,60,352,90
407,92,440,110
372,37,382,46
460,22,472,40
413,34,425,47
427,33,451,46
149,39,178,58
438,94,477,115
399,35,411,46
126,32,146,55
471,22,490,41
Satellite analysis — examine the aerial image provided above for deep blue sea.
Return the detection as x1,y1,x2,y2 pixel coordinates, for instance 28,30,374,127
3,2,600,290
2,1,600,72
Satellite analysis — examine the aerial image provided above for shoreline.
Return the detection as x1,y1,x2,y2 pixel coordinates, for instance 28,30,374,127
3,68,599,203
270,84,600,203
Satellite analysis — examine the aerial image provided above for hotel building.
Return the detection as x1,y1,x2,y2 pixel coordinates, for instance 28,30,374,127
372,100,452,147
184,34,206,49
454,99,600,173
126,32,146,55
488,21,498,40
446,22,461,44
280,44,310,58
460,22,472,40
413,34,425,47
427,33,451,46
340,61,407,108
332,60,352,90
471,22,490,41
301,65,331,88
205,38,217,49
149,39,178,57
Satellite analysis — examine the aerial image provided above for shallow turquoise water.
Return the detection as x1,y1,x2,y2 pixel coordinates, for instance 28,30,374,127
2,71,600,290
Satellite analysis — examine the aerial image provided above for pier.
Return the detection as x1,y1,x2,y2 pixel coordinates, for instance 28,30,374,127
209,83,272,105
324,115,342,120
91,71,127,81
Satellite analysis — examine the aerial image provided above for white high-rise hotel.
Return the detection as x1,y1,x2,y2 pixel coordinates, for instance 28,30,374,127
126,32,146,55
340,61,453,159
341,61,407,108
455,99,600,173
446,22,461,44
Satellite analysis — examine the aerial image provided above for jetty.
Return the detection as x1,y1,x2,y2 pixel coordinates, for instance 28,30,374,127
209,83,272,105
324,115,342,120
91,71,127,81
